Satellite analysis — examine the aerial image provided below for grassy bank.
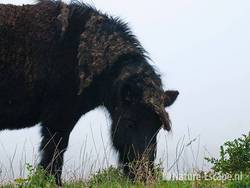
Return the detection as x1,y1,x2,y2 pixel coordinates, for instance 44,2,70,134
1,133,249,187
2,166,250,188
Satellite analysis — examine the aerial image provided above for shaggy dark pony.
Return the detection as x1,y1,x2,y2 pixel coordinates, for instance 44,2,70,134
0,0,179,185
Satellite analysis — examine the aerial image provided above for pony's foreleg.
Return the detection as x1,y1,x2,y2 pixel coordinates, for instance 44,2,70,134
39,102,80,186
39,126,71,186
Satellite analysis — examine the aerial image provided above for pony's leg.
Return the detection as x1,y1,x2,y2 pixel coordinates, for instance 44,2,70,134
39,102,80,186
39,126,71,186
110,125,135,180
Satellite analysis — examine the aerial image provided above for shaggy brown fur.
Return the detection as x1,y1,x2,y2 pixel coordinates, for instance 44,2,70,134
0,0,178,185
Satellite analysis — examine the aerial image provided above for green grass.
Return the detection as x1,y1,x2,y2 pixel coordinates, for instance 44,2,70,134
1,165,250,188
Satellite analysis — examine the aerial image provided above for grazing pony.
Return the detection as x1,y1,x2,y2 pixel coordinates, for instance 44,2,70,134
0,0,179,185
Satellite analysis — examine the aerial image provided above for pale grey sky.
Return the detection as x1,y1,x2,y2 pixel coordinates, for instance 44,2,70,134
0,0,250,181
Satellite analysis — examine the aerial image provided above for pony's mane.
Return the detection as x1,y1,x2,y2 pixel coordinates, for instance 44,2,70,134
36,0,162,89
37,0,148,58
71,1,147,57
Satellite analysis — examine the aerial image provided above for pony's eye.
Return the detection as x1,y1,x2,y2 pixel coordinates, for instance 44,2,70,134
127,122,135,129
123,118,136,128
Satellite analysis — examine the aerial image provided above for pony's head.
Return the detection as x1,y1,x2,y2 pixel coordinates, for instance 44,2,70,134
109,62,179,180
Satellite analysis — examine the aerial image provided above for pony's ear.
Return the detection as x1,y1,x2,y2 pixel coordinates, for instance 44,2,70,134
164,90,179,107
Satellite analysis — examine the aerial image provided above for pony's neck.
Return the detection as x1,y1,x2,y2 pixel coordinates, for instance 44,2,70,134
76,12,145,94
77,56,145,114
102,56,162,112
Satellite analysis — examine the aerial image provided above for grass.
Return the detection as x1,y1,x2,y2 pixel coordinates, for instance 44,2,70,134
1,129,249,187
1,165,250,188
